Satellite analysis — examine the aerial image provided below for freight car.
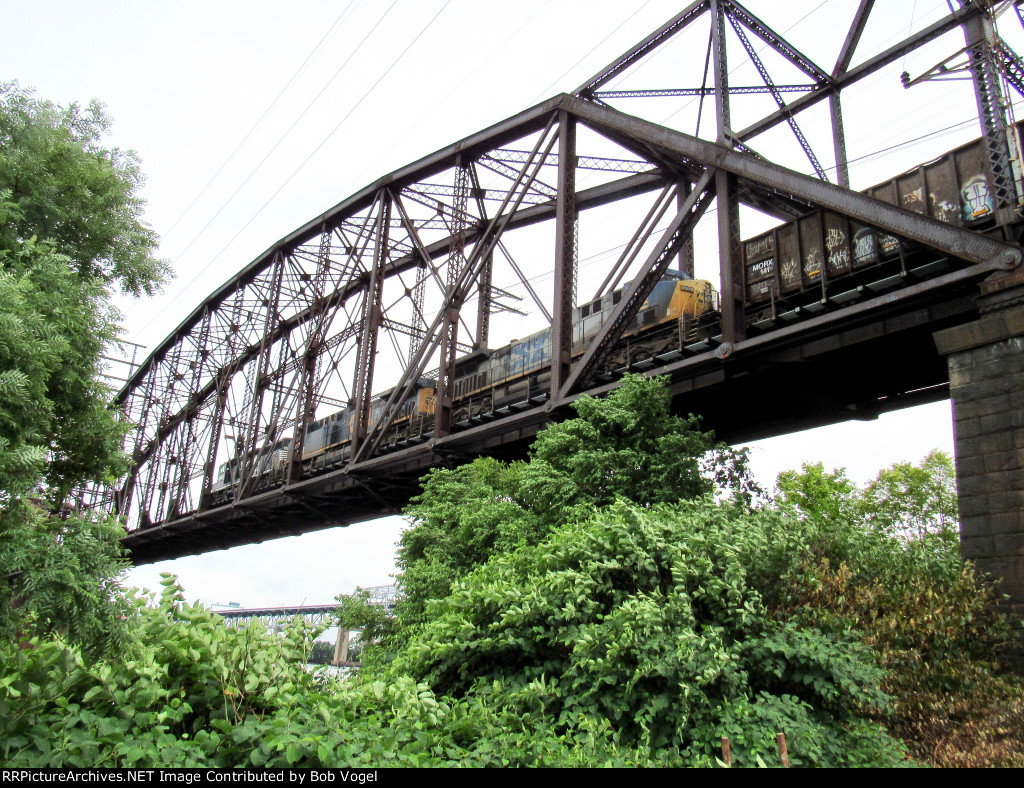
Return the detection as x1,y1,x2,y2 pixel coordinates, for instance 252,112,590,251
742,129,1017,328
210,438,293,495
208,272,718,501
449,273,718,426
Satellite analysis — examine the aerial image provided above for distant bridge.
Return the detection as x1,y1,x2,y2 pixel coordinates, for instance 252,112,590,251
215,585,398,666
78,2,1024,633
216,603,338,629
214,585,397,629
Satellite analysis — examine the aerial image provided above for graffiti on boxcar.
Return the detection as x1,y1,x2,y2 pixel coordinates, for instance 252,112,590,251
825,228,849,273
902,187,925,209
929,195,958,224
745,236,774,260
961,174,993,221
852,228,878,266
803,248,823,278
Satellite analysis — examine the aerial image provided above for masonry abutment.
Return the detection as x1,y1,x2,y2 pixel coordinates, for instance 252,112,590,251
934,272,1024,668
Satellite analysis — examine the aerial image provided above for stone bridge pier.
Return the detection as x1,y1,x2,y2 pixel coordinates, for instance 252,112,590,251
935,270,1024,666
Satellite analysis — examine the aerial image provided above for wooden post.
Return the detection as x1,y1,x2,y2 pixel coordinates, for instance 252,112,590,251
776,732,790,767
720,736,731,767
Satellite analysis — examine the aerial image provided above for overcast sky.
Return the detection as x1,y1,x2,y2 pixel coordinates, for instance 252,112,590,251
5,0,1013,609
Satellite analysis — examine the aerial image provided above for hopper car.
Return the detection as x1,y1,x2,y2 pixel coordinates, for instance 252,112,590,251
742,128,1016,328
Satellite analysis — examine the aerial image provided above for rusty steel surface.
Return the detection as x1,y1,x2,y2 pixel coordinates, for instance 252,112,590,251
78,2,1024,564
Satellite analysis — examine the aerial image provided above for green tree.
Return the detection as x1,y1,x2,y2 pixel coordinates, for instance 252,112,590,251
307,641,335,666
2,382,1021,766
0,83,168,656
772,451,1023,766
393,500,907,766
776,462,859,523
334,589,398,662
860,450,958,539
0,82,168,296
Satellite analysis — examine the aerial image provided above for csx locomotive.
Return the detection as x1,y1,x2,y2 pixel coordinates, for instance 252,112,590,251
210,272,718,500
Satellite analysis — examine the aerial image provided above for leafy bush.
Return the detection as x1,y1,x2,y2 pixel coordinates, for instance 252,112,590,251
0,575,661,767
0,502,134,660
393,500,908,767
774,459,1024,767
3,373,1021,767
389,374,757,651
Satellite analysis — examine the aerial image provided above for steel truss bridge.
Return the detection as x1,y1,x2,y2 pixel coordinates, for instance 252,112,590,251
82,1,1024,564
216,586,397,667
215,585,398,629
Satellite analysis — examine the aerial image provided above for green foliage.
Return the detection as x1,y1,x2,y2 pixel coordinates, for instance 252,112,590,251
2,359,1019,767
776,452,959,542
0,576,321,767
0,83,170,296
0,576,661,767
0,82,169,501
0,84,167,658
0,502,133,660
526,374,726,511
776,462,859,524
775,454,1024,767
860,450,958,539
307,641,334,666
0,229,129,501
333,591,397,670
393,374,758,646
393,500,906,766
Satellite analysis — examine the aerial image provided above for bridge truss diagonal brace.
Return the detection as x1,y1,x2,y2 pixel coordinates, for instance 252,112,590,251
574,0,710,97
557,167,717,400
734,3,982,144
351,113,562,466
351,192,390,458
564,95,1022,269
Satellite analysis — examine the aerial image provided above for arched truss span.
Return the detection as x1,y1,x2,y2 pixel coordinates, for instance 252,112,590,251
83,1,1024,562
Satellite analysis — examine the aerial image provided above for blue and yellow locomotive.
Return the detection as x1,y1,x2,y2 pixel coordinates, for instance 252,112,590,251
210,271,718,501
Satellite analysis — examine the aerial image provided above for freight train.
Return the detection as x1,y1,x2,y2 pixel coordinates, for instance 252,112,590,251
209,273,719,501
209,129,1013,502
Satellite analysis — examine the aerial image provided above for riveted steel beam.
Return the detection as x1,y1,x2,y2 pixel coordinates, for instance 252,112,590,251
567,96,1021,267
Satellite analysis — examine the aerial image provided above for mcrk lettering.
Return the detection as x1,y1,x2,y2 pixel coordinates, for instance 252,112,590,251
289,774,376,785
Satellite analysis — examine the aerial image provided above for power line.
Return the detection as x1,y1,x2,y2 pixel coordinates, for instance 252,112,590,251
166,0,402,266
340,0,556,200
136,1,451,339
162,0,360,240
528,0,655,104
